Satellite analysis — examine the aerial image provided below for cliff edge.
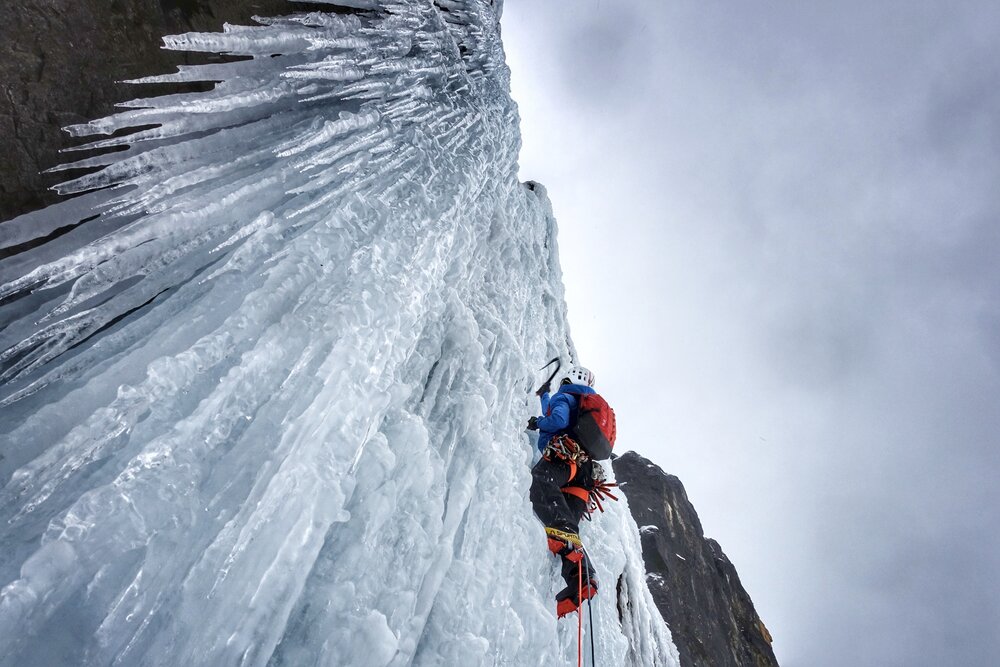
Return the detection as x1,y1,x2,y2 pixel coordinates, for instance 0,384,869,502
613,451,778,667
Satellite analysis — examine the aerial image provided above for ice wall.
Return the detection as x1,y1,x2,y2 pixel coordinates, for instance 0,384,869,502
0,1,679,665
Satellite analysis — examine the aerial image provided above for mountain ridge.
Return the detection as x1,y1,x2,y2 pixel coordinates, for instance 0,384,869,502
614,450,778,667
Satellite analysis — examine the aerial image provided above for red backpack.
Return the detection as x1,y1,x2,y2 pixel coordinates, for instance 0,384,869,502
568,392,617,460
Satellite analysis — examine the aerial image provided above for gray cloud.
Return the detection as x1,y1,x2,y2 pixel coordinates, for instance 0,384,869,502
504,1,1000,664
552,7,650,108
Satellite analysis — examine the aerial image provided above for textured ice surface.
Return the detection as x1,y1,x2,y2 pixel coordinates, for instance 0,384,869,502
0,1,678,665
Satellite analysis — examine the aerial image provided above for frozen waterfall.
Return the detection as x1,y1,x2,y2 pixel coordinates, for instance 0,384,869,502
0,1,679,665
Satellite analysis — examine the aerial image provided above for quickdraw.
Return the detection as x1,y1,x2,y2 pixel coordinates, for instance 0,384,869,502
543,434,589,464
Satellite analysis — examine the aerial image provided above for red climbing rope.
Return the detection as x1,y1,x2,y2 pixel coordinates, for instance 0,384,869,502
577,553,584,667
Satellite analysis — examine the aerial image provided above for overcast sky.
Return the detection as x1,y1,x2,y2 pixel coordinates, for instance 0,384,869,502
502,2,1000,665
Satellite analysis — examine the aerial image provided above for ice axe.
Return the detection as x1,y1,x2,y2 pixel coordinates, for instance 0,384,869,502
536,357,561,396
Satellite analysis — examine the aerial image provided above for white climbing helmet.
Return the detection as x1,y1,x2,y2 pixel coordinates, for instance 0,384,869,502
560,365,594,388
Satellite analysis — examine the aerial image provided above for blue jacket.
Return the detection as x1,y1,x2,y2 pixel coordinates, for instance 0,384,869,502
535,383,596,452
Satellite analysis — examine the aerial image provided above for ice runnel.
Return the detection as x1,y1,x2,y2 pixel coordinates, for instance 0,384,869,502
0,1,678,665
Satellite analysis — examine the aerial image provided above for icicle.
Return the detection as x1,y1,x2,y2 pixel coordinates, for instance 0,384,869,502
0,2,679,666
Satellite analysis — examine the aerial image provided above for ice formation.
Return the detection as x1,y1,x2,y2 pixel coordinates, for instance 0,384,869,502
0,1,679,665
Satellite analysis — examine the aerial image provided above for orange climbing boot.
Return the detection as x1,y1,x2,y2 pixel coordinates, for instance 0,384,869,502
555,580,599,618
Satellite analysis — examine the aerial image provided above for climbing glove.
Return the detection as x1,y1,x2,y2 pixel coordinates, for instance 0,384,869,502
535,382,551,397
526,416,539,431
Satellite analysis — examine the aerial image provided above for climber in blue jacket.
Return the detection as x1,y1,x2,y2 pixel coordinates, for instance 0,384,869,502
531,379,593,453
526,364,599,617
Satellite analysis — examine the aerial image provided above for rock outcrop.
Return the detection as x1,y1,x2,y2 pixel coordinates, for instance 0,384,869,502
0,1,327,221
613,451,779,667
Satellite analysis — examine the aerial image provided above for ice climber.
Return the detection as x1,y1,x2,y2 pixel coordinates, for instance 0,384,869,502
526,364,603,618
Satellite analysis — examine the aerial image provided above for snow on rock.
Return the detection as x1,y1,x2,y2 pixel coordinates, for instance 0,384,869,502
0,1,678,665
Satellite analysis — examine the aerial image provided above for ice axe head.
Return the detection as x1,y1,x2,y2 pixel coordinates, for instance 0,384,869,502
536,357,561,395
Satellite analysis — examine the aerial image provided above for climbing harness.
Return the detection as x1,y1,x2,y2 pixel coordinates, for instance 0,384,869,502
545,435,621,519
545,526,583,557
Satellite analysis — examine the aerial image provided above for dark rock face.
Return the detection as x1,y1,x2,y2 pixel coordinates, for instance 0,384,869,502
0,0,322,221
613,450,779,667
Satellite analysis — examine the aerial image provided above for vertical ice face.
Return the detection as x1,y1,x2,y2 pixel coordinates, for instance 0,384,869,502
0,2,678,666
